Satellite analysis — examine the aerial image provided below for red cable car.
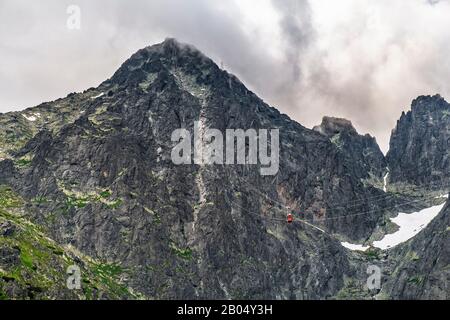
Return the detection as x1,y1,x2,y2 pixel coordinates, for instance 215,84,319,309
287,213,294,223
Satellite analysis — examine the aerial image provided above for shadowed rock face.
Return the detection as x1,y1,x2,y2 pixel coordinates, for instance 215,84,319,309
0,39,448,299
387,95,450,190
331,93,449,300
314,116,387,181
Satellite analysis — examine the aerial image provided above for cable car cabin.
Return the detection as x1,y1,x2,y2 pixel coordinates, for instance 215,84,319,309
287,213,294,223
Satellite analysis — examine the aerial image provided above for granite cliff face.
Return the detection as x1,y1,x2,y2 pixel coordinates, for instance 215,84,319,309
0,39,448,299
313,116,387,181
387,95,450,191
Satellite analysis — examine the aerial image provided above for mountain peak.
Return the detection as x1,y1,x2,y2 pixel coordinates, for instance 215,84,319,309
160,37,181,47
107,38,218,88
411,94,449,113
313,116,358,137
1,37,449,300
145,38,203,57
387,94,450,187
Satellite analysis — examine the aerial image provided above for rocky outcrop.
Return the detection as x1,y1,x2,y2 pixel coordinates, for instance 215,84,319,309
0,39,391,299
0,186,139,299
0,39,447,299
387,95,450,191
314,116,387,181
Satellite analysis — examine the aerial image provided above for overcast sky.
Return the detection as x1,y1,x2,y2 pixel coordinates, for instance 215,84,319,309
1,0,450,152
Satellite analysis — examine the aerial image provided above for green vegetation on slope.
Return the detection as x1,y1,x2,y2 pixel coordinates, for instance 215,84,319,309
0,186,140,300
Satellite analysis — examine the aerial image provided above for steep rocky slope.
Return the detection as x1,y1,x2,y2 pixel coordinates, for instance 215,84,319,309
331,195,449,300
0,185,141,299
377,95,449,300
313,116,387,183
380,196,449,299
0,39,448,299
0,39,390,299
387,95,450,192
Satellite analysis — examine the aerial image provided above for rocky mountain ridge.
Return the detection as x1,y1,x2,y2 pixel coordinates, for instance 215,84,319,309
387,94,450,191
0,39,448,299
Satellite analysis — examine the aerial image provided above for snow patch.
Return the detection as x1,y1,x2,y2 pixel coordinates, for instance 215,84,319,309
22,114,37,122
156,147,162,163
383,171,389,192
372,202,446,250
91,92,104,99
341,242,369,251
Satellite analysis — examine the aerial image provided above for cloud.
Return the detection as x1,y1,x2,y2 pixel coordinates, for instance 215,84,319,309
292,0,450,152
1,0,450,153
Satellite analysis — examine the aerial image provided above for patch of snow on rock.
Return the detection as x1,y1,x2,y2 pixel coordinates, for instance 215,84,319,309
383,171,389,192
340,242,370,251
372,202,446,250
91,92,104,99
22,114,37,121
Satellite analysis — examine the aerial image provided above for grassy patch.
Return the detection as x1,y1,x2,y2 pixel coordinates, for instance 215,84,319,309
0,186,23,209
14,158,32,168
99,190,112,199
153,213,161,225
66,195,90,209
61,187,123,211
0,287,7,300
91,262,131,297
20,247,36,270
442,110,450,119
0,207,139,299
32,196,49,205
170,241,193,260
363,248,380,261
408,251,420,261
93,263,124,278
144,207,161,225
407,275,424,285
106,199,123,209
